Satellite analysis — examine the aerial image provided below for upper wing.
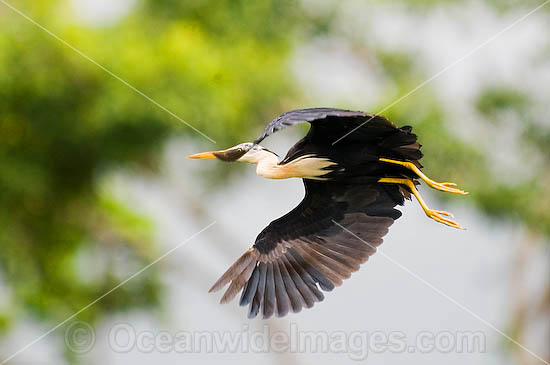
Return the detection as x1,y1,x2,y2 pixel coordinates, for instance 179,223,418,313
209,179,405,319
254,108,396,144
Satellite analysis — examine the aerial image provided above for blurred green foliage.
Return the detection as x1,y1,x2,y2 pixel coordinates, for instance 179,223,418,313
476,87,529,118
0,0,299,356
473,87,549,235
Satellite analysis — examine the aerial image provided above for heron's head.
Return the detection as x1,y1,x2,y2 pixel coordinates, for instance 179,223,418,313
188,143,276,164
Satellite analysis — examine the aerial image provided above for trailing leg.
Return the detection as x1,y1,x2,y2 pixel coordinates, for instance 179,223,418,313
378,177,464,229
379,158,468,195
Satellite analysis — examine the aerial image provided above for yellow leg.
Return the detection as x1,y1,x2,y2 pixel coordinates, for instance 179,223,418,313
379,177,465,230
379,158,468,195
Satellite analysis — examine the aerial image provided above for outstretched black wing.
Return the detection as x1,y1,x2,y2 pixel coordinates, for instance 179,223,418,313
254,107,396,145
209,180,405,319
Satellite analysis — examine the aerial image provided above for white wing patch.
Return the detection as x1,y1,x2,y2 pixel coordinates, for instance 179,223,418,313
257,154,336,180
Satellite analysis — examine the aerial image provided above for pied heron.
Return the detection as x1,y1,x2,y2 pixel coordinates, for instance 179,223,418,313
189,108,467,319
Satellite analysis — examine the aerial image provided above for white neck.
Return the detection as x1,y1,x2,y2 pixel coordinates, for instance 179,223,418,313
253,151,282,179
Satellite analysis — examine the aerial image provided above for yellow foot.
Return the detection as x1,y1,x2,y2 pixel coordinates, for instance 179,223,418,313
379,158,468,195
426,209,464,230
424,181,468,195
378,177,465,230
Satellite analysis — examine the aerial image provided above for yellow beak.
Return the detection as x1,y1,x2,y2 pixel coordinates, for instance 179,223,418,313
187,151,217,159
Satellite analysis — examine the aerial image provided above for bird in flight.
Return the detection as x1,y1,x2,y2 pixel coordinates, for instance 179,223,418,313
189,108,467,319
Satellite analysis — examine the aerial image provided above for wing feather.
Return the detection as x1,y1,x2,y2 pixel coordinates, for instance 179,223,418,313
281,254,319,307
210,180,404,318
288,247,336,291
249,263,267,319
239,264,260,306
273,261,291,317
254,108,395,144
263,262,276,319
277,259,303,313
209,248,258,293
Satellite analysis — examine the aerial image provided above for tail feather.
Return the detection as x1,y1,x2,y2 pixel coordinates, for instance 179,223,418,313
380,126,423,163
